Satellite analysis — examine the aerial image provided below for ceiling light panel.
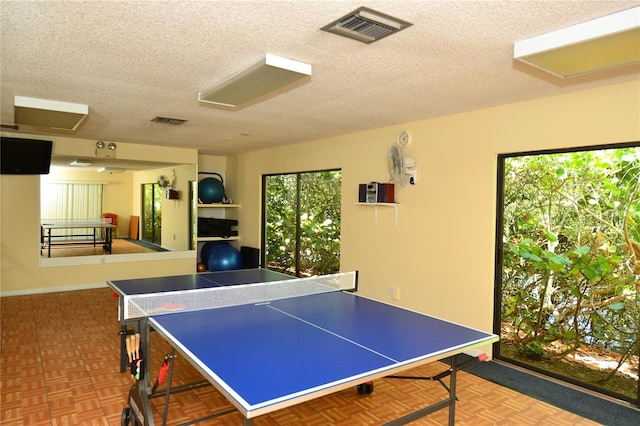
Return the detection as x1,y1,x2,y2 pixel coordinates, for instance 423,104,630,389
198,54,312,108
514,6,640,78
98,167,127,173
14,96,88,130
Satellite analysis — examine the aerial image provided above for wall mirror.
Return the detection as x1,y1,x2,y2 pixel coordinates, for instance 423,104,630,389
39,154,197,266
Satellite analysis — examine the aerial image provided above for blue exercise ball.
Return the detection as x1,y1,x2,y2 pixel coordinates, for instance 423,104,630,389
198,177,225,204
207,244,243,271
201,241,229,264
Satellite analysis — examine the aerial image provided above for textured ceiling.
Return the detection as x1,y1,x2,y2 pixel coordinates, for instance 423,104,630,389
1,1,639,156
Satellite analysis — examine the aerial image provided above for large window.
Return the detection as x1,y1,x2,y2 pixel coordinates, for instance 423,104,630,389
141,183,162,245
263,169,341,277
495,143,639,406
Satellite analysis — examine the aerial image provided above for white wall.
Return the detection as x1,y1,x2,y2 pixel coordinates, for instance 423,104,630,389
235,81,640,344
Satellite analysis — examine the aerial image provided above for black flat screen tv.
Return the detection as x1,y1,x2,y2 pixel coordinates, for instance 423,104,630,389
1,137,53,175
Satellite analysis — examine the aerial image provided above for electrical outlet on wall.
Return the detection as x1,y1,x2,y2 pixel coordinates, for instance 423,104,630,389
388,286,400,300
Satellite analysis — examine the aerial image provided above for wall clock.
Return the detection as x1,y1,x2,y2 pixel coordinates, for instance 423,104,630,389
397,130,410,148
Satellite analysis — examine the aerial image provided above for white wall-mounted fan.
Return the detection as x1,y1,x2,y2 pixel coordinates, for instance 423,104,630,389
157,175,171,189
387,144,417,188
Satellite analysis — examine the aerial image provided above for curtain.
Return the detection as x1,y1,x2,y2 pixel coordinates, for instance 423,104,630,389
41,182,104,240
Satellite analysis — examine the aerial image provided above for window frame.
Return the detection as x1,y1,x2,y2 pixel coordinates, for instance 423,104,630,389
493,140,640,406
261,168,342,277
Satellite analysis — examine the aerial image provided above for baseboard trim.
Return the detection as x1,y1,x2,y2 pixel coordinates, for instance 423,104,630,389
0,282,107,297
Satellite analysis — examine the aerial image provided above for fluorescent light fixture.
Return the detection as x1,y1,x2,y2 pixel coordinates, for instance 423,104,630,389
98,167,127,173
514,6,640,78
69,160,91,167
198,54,312,108
14,96,89,130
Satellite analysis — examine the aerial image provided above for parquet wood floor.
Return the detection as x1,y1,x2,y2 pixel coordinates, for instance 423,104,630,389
1,288,603,425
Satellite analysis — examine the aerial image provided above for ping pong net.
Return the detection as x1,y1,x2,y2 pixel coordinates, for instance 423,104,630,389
122,271,357,320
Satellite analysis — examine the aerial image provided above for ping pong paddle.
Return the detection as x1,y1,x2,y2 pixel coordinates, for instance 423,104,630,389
134,333,140,360
125,334,137,381
125,333,142,381
152,353,173,392
125,334,133,363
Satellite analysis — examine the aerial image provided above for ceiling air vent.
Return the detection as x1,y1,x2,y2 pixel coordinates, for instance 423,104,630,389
151,116,188,125
321,7,412,44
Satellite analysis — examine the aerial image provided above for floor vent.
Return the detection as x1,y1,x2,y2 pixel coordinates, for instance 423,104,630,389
321,7,412,44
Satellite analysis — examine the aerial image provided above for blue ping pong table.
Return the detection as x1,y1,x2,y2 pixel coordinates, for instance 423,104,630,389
109,268,498,425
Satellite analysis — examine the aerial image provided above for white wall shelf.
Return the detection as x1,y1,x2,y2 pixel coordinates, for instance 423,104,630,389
196,204,240,243
356,202,399,227
197,236,240,242
197,203,240,209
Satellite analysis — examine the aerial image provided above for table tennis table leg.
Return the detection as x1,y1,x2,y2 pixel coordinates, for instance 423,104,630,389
123,379,154,426
140,318,152,395
449,355,457,425
103,227,113,253
161,347,175,426
119,325,129,373
384,355,459,426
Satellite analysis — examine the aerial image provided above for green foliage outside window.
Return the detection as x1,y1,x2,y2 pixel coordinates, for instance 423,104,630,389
264,170,341,276
142,183,162,245
501,146,639,402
